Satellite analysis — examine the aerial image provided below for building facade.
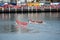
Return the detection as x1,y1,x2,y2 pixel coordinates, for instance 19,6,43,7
0,0,60,3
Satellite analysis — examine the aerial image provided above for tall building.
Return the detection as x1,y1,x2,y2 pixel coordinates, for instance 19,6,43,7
36,0,60,2
51,0,60,2
10,0,17,3
2,0,10,2
46,0,60,2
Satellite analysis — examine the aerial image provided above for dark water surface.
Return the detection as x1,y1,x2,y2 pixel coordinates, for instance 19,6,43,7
0,12,60,40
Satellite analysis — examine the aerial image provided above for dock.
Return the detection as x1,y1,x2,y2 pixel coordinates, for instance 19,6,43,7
0,7,60,13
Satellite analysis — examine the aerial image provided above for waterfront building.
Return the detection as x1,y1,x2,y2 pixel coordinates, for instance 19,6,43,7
0,0,60,3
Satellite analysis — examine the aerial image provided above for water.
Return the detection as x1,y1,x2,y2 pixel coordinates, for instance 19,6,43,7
0,12,60,40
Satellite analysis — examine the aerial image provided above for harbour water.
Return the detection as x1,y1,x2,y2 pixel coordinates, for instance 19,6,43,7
0,12,60,40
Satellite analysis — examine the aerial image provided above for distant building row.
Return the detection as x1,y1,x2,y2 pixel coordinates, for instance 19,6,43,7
0,0,60,3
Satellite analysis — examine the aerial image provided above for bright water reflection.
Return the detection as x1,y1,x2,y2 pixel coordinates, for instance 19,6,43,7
0,13,60,33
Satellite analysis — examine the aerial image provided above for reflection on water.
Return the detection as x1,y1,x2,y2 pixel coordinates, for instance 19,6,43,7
0,14,16,33
0,12,60,33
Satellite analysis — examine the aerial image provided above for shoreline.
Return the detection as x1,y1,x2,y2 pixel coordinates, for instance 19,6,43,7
0,8,60,13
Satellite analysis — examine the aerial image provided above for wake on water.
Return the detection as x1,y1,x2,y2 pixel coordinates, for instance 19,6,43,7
28,21,46,24
15,20,46,33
